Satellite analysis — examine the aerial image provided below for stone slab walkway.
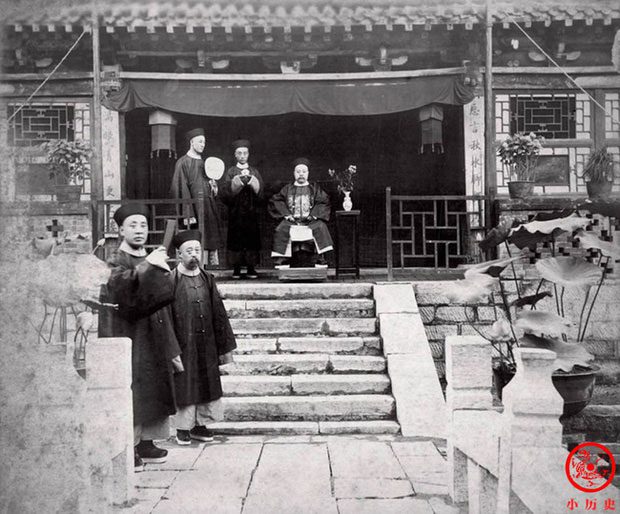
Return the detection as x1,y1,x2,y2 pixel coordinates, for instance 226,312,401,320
121,435,463,514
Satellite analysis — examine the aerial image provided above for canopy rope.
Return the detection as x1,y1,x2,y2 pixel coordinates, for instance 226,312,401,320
506,14,620,125
7,29,87,123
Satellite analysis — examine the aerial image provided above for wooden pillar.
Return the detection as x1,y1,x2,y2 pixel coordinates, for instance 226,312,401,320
90,10,103,202
484,0,496,227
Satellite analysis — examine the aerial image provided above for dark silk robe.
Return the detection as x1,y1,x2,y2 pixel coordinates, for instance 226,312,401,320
170,154,222,250
268,183,333,254
220,165,264,252
171,269,237,407
98,250,180,426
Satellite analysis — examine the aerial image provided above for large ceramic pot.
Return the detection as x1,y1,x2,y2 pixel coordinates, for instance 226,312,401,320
586,181,613,199
508,181,535,200
493,364,598,417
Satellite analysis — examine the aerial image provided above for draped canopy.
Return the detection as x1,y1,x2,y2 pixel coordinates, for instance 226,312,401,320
104,75,476,117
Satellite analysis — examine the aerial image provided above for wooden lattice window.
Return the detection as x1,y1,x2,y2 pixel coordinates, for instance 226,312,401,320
510,95,576,139
8,104,75,146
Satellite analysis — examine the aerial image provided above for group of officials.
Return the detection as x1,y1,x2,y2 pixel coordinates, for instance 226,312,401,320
99,206,236,468
97,129,337,469
170,129,334,277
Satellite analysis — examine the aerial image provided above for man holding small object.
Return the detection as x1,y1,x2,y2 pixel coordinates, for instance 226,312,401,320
170,128,222,266
221,139,263,279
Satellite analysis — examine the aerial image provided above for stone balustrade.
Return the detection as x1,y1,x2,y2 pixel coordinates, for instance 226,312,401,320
445,335,620,513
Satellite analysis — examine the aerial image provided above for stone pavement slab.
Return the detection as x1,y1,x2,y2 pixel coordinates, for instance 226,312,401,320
145,440,205,471
328,440,405,479
243,443,337,514
333,478,414,499
391,440,441,457
134,470,180,489
337,497,434,514
151,443,261,512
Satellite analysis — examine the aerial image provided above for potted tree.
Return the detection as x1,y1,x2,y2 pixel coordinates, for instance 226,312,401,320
498,132,544,199
581,147,615,199
449,210,619,416
41,139,92,203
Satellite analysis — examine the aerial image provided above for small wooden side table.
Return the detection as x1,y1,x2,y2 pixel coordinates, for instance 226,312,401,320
335,210,360,278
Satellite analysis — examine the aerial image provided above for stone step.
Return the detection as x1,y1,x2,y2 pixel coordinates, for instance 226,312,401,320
207,420,401,435
220,354,387,375
218,282,373,300
224,299,375,318
221,374,391,396
221,395,396,421
230,317,377,337
234,336,382,355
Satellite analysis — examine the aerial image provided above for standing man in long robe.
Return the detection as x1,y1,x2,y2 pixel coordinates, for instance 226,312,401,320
170,128,222,267
269,157,333,265
220,139,263,279
98,204,183,468
170,230,237,444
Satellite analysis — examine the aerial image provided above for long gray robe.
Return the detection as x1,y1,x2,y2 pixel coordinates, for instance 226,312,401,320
170,154,222,250
170,268,237,407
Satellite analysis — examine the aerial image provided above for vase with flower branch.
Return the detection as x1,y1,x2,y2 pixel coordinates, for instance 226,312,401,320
328,164,356,211
498,132,544,199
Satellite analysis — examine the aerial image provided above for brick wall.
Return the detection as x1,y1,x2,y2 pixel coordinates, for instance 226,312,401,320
413,280,620,383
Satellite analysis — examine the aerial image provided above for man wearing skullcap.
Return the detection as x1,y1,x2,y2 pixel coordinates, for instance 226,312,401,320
169,230,237,444
268,158,333,265
170,128,222,267
99,203,183,469
220,139,264,279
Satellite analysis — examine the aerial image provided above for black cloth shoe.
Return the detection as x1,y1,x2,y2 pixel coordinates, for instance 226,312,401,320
190,425,214,442
175,429,191,446
246,266,258,279
136,440,168,463
232,266,242,279
134,448,144,471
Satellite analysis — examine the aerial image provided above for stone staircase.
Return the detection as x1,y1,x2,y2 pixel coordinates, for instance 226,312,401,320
208,282,400,435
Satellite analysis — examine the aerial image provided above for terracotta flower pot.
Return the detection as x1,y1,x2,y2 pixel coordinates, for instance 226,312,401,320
508,181,535,200
586,181,613,199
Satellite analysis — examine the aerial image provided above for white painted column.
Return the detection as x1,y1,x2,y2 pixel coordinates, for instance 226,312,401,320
101,105,122,200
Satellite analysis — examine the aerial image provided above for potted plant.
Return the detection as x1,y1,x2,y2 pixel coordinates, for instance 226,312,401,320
328,164,357,211
497,132,544,199
449,210,619,416
41,139,92,203
581,147,615,199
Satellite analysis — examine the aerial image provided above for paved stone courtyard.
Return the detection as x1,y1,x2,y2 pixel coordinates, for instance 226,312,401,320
126,435,462,514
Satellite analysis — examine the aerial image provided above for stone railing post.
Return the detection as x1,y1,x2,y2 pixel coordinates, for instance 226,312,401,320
85,337,134,506
496,348,563,513
445,335,493,504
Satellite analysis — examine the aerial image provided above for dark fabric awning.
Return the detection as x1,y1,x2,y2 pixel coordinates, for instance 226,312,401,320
103,75,476,117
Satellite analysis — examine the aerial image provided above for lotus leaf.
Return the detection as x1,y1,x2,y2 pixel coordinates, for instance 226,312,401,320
446,274,497,303
463,256,522,279
535,256,603,287
488,318,513,341
507,213,590,250
511,291,552,308
519,334,594,372
515,310,572,337
574,229,620,259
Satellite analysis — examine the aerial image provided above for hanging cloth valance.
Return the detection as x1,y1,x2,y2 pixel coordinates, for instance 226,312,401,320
103,75,476,117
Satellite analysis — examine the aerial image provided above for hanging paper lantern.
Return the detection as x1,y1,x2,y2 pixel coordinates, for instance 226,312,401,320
419,104,444,154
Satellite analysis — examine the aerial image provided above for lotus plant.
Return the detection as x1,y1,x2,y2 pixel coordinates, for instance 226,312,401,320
449,209,619,375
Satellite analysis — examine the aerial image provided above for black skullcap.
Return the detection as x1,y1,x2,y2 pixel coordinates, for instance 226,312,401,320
172,230,202,249
232,139,250,151
113,203,150,226
186,128,205,140
292,157,311,168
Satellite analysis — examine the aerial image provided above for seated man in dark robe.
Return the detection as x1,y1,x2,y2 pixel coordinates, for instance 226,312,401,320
169,230,237,444
98,204,183,468
268,157,333,267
